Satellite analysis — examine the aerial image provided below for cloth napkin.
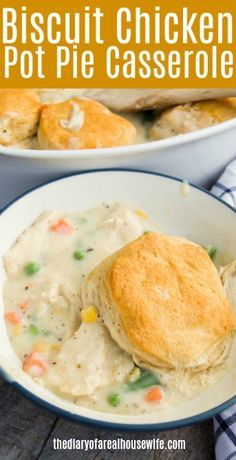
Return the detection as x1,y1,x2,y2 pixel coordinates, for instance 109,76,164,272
211,158,236,460
212,158,236,208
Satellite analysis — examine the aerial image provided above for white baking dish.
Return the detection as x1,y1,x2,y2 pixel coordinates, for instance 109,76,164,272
1,118,236,208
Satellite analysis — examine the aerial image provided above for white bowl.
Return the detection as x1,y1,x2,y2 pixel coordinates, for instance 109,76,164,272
0,169,235,430
1,118,236,209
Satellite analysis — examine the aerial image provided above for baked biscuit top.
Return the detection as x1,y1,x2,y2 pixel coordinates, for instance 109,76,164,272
109,233,235,368
38,98,137,149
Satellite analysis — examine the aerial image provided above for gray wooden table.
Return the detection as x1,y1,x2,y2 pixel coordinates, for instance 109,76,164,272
0,172,215,460
0,375,215,460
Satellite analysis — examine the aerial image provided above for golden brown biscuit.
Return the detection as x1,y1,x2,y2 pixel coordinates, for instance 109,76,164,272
149,99,236,140
81,233,235,370
38,98,137,149
0,89,41,146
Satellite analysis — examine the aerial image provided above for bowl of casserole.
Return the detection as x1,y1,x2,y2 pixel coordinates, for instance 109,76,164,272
0,169,235,430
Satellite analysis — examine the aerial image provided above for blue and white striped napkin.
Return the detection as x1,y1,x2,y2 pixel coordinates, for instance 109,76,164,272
211,158,236,460
212,158,236,207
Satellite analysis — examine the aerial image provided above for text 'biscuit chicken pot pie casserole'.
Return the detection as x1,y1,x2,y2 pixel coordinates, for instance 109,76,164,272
0,170,236,427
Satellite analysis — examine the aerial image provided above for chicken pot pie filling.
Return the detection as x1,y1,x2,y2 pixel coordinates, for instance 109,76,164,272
3,204,236,415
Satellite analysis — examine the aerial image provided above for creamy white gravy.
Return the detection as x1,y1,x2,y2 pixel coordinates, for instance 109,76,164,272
3,204,235,415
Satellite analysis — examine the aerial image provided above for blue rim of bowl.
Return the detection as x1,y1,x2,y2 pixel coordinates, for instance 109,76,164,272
0,167,235,432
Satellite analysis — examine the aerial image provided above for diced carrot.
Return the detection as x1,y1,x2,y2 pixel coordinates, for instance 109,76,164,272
49,219,74,235
23,352,48,377
5,311,21,325
18,301,29,312
145,387,162,403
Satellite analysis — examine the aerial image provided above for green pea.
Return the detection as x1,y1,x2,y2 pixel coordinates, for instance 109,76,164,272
126,369,160,391
28,324,40,336
73,250,85,261
107,393,121,407
143,231,150,235
203,244,217,260
25,262,40,276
